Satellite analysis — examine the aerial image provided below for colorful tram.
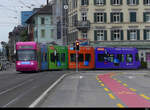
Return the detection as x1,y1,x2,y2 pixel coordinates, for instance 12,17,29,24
95,47,141,69
48,45,68,70
16,42,141,72
68,46,95,69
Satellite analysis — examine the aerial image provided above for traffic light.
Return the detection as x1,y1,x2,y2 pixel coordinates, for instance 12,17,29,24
76,41,80,51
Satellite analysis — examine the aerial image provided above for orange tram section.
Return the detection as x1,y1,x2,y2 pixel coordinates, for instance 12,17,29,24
68,46,95,69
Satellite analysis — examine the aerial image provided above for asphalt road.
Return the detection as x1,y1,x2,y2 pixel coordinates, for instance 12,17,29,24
39,70,150,108
0,69,68,107
1,69,150,108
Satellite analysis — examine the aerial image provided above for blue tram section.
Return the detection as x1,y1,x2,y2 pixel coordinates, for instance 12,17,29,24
40,44,48,71
95,47,141,69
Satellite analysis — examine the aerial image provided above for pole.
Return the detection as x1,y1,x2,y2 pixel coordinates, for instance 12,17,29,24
76,48,78,72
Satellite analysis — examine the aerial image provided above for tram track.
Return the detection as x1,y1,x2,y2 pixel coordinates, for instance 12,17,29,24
0,71,65,107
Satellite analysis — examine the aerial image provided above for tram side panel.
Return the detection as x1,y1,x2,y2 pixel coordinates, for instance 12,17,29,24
68,46,95,69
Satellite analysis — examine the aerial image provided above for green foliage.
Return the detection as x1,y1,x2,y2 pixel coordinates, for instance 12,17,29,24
140,61,147,68
20,28,28,42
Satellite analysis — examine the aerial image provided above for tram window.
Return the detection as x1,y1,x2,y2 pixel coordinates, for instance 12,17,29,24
117,54,124,62
70,54,76,62
78,54,84,62
135,53,139,61
42,53,47,62
107,54,114,62
61,53,65,62
45,53,47,62
50,53,55,62
126,54,133,63
98,54,104,62
56,53,60,62
85,54,91,62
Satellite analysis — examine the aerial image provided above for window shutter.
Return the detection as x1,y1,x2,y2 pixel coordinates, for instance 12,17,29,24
144,30,147,40
127,30,130,40
94,30,97,41
143,12,146,22
137,30,140,40
120,13,123,22
104,0,106,5
127,0,130,5
94,0,96,5
111,30,114,40
104,30,107,40
87,0,89,5
120,0,123,5
110,0,113,5
104,13,107,23
144,0,146,5
130,12,136,22
94,13,97,23
110,13,113,22
121,30,124,40
136,0,139,5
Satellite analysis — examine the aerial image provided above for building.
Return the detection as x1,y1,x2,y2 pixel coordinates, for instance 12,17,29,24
21,11,33,26
26,4,55,43
51,0,69,45
68,0,150,67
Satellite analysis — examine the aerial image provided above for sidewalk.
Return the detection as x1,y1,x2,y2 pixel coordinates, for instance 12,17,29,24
0,63,16,74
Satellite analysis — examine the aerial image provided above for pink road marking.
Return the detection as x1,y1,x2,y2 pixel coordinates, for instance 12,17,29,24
98,74,150,107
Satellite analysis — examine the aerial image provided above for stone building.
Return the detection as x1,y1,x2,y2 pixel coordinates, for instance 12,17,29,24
68,0,150,67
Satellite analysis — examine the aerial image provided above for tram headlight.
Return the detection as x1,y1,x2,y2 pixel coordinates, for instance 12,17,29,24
17,62,21,65
31,62,34,65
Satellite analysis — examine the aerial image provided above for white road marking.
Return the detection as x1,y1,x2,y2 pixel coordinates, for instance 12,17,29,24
0,79,34,95
29,74,67,108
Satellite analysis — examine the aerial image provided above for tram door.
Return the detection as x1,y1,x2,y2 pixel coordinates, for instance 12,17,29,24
146,53,150,69
41,45,48,70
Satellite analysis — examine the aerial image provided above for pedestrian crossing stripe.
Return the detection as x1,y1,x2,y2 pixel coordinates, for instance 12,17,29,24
117,103,124,108
140,94,150,100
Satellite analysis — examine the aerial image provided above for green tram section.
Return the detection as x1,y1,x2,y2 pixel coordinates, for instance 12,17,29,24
48,45,68,70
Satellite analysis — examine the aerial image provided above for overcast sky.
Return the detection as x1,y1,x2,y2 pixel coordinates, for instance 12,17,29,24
0,0,47,48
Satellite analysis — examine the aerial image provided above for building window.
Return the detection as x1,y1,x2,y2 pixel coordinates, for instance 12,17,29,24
51,29,54,38
81,12,87,21
111,30,123,41
144,30,150,40
111,0,122,5
127,0,139,5
94,0,106,5
82,32,88,39
111,12,123,23
144,12,150,22
144,0,150,5
41,29,45,38
81,0,89,6
94,12,106,23
94,30,107,41
127,30,140,40
130,12,136,22
41,17,45,24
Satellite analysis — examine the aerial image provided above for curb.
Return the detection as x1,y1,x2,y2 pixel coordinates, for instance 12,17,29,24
29,72,75,107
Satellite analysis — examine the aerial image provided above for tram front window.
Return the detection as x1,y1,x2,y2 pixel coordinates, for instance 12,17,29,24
17,50,36,61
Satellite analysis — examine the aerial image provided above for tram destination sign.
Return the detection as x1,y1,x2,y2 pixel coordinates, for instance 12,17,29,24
19,46,33,49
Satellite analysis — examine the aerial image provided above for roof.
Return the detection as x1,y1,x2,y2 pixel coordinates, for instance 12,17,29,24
26,5,52,23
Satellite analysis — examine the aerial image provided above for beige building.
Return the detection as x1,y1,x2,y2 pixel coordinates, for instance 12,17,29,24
68,0,150,66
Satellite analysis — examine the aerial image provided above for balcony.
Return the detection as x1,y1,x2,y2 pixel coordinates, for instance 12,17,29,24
76,20,90,32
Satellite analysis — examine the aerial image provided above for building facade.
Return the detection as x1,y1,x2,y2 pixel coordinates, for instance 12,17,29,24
21,11,33,26
68,0,150,66
51,0,69,45
26,5,56,43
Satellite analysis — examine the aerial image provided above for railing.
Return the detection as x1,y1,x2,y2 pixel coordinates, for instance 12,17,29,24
76,20,91,31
